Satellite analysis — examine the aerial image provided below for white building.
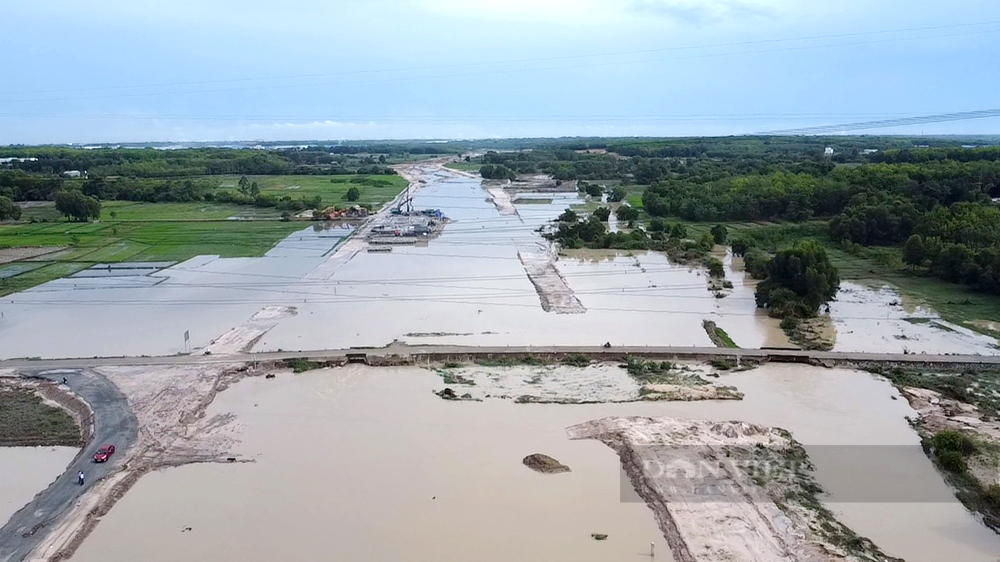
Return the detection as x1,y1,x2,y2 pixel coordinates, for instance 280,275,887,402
824,147,834,157
62,170,83,178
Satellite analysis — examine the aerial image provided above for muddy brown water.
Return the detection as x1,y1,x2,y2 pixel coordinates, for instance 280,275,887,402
0,446,78,525
68,365,1000,562
0,166,996,359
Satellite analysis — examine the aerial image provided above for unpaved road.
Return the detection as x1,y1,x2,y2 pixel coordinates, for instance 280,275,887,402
0,369,137,562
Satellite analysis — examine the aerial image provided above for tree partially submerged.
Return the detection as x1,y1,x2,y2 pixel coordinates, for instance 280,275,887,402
755,240,839,318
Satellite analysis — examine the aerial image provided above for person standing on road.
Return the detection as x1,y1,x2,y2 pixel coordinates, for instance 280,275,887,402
77,471,85,486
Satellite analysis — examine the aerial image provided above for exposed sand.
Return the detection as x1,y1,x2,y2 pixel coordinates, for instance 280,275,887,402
568,417,902,562
204,306,297,355
434,363,742,404
516,243,586,314
485,184,518,216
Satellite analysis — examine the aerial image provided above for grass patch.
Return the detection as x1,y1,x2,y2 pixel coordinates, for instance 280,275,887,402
445,162,482,173
561,353,591,367
210,174,408,209
475,356,551,367
0,389,82,447
703,320,739,348
282,358,323,373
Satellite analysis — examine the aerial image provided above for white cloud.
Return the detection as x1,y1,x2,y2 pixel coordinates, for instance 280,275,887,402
629,0,775,24
413,0,626,24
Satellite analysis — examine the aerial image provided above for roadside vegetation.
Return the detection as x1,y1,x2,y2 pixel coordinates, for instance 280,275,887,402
0,388,82,447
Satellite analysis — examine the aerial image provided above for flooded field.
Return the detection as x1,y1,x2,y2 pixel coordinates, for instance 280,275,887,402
0,447,78,524
0,163,995,359
66,364,1000,562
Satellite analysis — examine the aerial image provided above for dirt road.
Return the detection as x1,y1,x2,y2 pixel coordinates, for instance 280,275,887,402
0,369,137,562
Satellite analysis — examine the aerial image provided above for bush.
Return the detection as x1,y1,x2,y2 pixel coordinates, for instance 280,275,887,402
704,257,725,278
931,430,977,456
711,224,728,244
346,186,360,201
937,450,968,474
780,316,800,330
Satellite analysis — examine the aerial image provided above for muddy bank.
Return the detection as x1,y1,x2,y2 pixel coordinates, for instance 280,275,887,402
568,417,901,562
884,369,1000,530
431,362,741,404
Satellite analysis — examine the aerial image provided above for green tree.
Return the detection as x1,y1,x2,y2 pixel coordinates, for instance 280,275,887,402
0,195,21,221
669,223,688,239
903,234,927,267
607,187,627,202
249,181,260,198
54,190,101,222
346,187,361,202
615,205,639,222
557,209,578,223
238,175,250,195
585,183,603,197
754,240,840,318
649,218,665,232
710,224,728,245
593,207,611,221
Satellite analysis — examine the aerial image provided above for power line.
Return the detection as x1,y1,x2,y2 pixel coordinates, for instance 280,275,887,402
762,108,1000,135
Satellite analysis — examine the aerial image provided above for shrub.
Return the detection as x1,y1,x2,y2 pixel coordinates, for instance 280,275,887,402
937,450,967,474
931,430,977,456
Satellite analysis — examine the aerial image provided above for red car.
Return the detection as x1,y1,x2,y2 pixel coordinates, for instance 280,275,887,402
93,444,115,463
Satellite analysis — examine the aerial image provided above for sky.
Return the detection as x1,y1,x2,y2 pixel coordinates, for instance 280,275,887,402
1,0,999,144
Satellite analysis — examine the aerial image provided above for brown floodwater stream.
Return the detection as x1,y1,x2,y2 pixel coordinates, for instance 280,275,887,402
67,365,1000,562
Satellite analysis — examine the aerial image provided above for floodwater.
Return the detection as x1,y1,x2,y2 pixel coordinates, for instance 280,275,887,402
0,165,996,358
67,365,1000,562
0,446,78,524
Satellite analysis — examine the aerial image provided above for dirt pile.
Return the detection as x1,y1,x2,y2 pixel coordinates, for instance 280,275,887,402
568,417,902,562
522,453,571,474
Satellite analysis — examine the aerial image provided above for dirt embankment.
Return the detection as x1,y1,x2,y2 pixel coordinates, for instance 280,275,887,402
568,417,901,562
516,244,586,314
897,384,1000,529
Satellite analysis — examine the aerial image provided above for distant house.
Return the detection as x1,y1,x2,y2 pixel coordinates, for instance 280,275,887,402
861,149,879,155
62,170,83,178
824,147,834,157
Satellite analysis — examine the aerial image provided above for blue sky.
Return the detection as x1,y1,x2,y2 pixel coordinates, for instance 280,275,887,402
1,0,998,143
